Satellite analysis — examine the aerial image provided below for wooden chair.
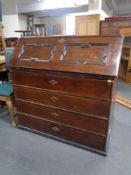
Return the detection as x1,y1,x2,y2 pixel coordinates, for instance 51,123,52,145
0,55,8,82
0,23,6,54
0,48,16,127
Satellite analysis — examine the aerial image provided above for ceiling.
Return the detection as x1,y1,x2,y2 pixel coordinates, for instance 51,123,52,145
2,0,131,17
17,0,90,17
106,0,131,16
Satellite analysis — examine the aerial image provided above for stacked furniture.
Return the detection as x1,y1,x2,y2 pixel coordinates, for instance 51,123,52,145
100,16,131,36
100,16,131,84
9,36,123,155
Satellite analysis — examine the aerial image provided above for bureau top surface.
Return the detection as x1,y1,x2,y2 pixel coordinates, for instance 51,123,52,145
9,35,123,76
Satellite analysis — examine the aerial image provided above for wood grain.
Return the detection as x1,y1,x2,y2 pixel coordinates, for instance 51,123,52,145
16,100,108,135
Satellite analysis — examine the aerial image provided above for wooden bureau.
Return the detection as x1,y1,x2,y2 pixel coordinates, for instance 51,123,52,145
9,36,123,155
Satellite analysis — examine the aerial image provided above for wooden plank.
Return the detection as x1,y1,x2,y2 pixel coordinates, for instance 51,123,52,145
0,55,5,64
0,55,6,71
115,94,131,109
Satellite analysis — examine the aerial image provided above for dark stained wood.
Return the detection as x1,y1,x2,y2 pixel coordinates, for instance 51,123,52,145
19,113,106,150
100,16,131,36
5,37,18,47
9,35,123,155
10,36,123,76
100,27,120,36
12,70,112,100
14,86,110,118
16,100,108,135
103,16,131,21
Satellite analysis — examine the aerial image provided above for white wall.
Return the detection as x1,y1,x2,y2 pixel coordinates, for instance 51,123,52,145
3,15,20,38
88,0,101,11
18,14,27,30
2,0,20,38
101,0,113,17
40,16,66,26
40,16,66,35
18,15,42,30
34,17,41,24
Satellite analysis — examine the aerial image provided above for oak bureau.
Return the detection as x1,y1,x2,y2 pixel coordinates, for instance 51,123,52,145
9,36,123,155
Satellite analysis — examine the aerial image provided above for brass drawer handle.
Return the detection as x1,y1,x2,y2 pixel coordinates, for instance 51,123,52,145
51,112,60,118
48,80,58,85
50,96,59,102
58,38,66,43
107,80,114,85
52,127,60,132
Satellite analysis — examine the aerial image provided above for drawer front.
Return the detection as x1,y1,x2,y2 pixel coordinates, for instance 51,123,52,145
18,113,106,151
14,86,110,118
16,100,108,135
12,70,111,100
100,27,120,35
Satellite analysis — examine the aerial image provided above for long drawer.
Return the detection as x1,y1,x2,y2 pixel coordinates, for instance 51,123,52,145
16,100,108,135
18,113,106,151
12,70,112,100
14,86,110,118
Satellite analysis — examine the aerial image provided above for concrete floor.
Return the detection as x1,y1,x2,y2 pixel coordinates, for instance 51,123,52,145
116,80,131,98
0,103,131,175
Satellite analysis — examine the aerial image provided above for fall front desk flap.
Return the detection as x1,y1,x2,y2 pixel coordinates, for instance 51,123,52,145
9,36,123,76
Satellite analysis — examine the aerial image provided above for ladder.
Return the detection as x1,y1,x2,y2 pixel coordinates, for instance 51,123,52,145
27,15,34,35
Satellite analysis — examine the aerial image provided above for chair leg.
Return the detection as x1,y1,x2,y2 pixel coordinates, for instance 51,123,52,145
6,100,16,128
